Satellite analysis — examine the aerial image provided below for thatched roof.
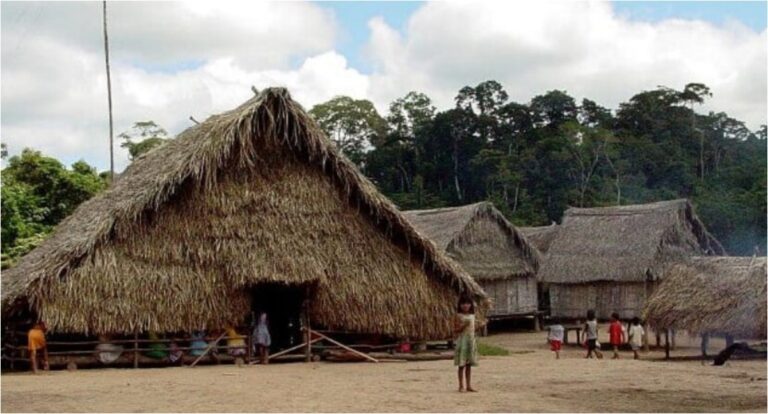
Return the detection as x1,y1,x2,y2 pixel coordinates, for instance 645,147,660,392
643,257,767,338
402,202,540,280
518,223,558,254
1,88,485,339
538,200,725,284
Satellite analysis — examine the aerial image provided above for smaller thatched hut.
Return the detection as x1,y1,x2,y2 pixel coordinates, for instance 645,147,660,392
518,223,559,254
644,256,767,339
538,200,725,320
403,202,541,319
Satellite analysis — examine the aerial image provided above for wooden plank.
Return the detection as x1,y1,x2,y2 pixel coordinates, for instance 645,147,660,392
267,337,322,361
312,331,378,363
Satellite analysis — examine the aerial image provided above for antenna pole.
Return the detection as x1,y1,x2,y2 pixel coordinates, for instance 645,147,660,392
102,0,115,181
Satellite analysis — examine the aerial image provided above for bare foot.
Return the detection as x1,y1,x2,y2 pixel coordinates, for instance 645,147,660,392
458,387,465,392
467,387,478,392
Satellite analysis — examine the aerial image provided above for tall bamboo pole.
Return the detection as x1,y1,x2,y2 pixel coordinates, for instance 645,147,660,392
102,0,115,182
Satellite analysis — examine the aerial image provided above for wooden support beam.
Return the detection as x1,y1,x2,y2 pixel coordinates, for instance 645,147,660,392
311,330,378,363
267,337,322,361
133,330,139,369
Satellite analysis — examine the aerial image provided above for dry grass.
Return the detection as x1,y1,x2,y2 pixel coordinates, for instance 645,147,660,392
644,256,767,338
2,88,486,338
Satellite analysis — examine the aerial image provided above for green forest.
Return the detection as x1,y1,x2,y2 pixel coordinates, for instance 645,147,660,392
2,81,765,268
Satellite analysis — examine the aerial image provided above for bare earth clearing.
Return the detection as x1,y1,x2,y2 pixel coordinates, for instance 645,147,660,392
2,329,765,412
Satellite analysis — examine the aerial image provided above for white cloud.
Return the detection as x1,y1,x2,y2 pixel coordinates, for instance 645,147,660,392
2,1,765,173
2,1,366,171
365,1,767,129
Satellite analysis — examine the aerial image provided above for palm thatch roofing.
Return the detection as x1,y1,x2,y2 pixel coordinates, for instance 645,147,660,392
643,256,767,338
518,223,559,254
402,202,540,281
538,200,725,284
1,88,485,339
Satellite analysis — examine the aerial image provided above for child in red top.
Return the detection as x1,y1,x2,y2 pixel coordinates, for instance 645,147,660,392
608,312,626,359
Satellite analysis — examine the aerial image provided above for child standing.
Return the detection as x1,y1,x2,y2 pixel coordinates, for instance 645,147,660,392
608,312,626,359
583,310,603,359
27,322,49,373
628,317,645,360
547,318,564,359
253,312,271,365
454,297,479,392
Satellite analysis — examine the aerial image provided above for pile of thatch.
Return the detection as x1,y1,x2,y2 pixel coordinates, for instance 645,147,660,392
644,257,767,338
1,88,485,339
403,202,540,280
518,223,558,254
538,200,725,284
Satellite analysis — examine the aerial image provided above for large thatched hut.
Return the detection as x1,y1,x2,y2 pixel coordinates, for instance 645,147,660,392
537,200,724,320
403,202,541,319
644,256,767,339
1,88,485,341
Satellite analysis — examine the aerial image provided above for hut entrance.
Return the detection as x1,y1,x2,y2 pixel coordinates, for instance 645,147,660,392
250,283,306,351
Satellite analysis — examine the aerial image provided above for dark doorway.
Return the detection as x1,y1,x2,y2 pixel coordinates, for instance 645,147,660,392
250,283,305,352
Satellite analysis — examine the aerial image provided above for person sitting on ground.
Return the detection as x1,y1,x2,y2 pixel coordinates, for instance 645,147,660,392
144,331,168,360
628,317,645,360
225,325,246,357
608,312,626,359
253,312,271,364
583,310,603,359
168,338,184,365
95,334,124,365
547,318,564,360
189,330,208,357
27,321,49,373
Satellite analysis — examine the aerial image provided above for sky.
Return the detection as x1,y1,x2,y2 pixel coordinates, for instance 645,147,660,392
2,1,766,172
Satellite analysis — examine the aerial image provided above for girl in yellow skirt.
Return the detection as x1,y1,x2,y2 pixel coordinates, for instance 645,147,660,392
454,297,483,392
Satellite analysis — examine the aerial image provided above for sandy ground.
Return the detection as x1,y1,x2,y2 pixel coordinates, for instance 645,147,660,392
2,328,766,412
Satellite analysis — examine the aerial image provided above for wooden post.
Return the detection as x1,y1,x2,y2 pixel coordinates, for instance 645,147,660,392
133,331,139,369
664,329,670,360
246,330,252,365
304,301,311,363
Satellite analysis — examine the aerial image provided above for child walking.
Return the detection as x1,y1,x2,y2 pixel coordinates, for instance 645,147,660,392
454,297,479,392
608,312,626,359
628,317,645,359
583,310,603,359
547,318,564,359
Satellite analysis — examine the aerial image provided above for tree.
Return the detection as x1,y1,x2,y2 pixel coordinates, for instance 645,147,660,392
1,148,106,266
119,120,169,160
680,83,712,180
309,97,386,165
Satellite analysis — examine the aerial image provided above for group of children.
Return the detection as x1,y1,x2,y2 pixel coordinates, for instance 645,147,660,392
24,312,273,372
547,310,645,360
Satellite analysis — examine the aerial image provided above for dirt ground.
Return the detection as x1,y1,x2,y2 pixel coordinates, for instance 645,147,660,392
2,328,766,412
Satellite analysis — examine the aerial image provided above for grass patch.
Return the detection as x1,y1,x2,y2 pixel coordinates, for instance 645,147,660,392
477,342,509,356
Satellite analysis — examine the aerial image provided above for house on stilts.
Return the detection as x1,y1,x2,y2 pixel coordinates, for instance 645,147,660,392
403,202,541,328
537,199,724,320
